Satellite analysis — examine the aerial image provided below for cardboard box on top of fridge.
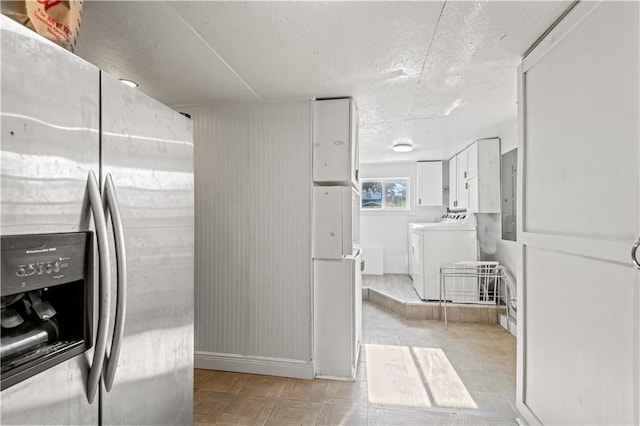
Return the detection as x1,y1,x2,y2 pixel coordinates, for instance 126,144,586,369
1,0,82,52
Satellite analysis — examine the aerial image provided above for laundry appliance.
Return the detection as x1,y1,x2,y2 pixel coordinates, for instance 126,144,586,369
408,213,478,301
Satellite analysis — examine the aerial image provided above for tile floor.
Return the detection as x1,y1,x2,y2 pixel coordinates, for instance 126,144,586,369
363,274,423,303
194,301,518,425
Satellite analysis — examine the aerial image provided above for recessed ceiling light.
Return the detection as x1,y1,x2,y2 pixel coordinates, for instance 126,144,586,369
392,140,413,152
119,79,139,88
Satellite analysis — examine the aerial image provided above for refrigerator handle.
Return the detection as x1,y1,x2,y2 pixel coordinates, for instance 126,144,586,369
102,173,127,392
86,171,112,403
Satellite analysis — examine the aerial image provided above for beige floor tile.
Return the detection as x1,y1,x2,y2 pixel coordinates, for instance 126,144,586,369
195,369,216,390
316,403,368,426
199,370,252,393
279,378,328,403
214,395,277,425
194,390,237,423
238,374,288,398
265,399,322,425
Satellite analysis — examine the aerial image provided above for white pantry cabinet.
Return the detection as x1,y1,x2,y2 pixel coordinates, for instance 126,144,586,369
314,251,362,380
449,138,500,213
312,186,359,259
312,98,359,187
416,161,446,206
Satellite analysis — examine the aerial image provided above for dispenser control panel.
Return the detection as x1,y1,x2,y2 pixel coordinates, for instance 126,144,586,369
1,232,90,296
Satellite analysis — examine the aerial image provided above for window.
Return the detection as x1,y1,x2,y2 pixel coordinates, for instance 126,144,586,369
361,178,409,210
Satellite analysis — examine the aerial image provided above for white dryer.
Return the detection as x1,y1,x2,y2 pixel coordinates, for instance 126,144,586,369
408,213,478,300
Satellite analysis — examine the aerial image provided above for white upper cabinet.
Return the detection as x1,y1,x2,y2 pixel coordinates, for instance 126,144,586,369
416,161,445,206
456,150,469,211
448,156,458,210
449,138,500,213
313,98,359,187
469,138,500,213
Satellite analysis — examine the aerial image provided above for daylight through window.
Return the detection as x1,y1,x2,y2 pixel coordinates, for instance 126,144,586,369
361,178,409,210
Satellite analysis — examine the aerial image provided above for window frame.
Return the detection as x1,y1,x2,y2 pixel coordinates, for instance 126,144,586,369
360,177,410,211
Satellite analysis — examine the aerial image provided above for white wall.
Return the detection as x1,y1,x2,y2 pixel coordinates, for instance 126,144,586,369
360,161,446,274
180,101,314,378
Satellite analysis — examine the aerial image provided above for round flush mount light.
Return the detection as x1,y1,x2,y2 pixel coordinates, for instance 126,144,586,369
119,79,139,88
392,140,413,152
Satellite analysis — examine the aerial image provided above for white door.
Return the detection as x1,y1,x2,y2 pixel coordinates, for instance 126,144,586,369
516,2,639,424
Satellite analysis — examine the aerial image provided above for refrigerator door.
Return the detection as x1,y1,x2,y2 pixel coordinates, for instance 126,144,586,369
0,15,100,425
99,72,194,425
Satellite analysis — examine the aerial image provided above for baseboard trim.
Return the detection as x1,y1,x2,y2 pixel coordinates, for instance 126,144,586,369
195,351,314,380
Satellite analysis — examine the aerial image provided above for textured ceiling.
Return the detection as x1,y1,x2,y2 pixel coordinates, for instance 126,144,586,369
74,1,572,164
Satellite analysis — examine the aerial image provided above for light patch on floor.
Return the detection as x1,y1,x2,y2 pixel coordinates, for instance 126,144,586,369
366,344,477,410
413,347,478,409
365,344,431,408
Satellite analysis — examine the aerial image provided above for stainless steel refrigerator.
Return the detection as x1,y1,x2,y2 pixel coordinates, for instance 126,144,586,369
0,15,194,425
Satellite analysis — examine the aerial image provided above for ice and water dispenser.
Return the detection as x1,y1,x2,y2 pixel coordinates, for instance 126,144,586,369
1,232,92,389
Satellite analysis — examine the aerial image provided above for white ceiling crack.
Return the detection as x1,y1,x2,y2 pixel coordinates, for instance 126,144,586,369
408,0,448,116
172,8,262,101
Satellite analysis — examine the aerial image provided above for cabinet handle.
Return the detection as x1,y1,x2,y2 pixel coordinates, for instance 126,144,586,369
465,182,468,189
464,171,467,178
418,198,421,205
361,260,365,272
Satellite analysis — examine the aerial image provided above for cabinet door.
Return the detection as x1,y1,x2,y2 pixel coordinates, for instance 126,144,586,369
416,161,443,206
456,153,468,210
351,188,360,246
313,99,351,184
312,187,344,259
448,156,458,209
466,142,478,180
350,100,359,187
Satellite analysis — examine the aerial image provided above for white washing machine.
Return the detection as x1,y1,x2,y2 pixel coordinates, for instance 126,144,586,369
408,213,478,300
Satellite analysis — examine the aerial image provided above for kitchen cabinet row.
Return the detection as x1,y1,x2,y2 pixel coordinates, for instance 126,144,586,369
415,137,500,213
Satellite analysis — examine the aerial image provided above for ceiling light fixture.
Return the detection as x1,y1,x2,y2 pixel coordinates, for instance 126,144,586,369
392,140,413,153
119,79,139,88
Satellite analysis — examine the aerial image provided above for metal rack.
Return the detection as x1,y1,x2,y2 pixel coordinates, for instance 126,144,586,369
439,261,506,327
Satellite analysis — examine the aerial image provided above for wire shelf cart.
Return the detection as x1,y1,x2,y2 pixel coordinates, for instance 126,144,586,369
439,261,506,328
